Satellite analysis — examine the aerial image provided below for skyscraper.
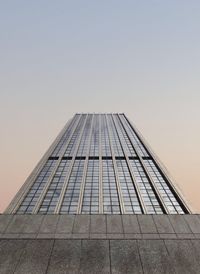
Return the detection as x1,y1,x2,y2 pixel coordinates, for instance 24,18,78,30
5,113,191,215
3,114,200,273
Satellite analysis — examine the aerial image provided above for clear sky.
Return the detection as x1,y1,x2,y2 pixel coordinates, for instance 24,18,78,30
0,1,200,212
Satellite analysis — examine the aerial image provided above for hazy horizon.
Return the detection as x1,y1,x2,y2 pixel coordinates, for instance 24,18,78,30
0,1,200,212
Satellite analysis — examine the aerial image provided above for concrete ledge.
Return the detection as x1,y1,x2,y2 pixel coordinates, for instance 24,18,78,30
1,214,200,240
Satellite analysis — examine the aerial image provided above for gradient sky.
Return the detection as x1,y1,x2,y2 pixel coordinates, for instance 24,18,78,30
0,1,200,212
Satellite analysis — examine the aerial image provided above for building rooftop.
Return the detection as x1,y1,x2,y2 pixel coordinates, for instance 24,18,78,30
0,214,200,273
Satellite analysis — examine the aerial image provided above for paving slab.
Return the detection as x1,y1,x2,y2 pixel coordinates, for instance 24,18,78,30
80,240,110,274
90,215,106,234
191,239,200,263
137,215,157,233
0,239,27,274
0,215,12,233
122,215,140,234
37,233,56,239
165,239,200,274
107,215,123,234
73,215,90,234
153,215,174,234
47,240,81,274
14,239,54,274
56,215,75,234
39,215,59,234
22,215,44,233
5,215,28,233
184,215,200,233
110,240,143,274
138,239,175,273
168,215,192,234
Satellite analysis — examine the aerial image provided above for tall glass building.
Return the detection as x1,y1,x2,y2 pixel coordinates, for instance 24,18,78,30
6,113,191,215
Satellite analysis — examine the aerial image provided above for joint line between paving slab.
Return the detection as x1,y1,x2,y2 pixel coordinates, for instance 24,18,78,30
45,239,56,274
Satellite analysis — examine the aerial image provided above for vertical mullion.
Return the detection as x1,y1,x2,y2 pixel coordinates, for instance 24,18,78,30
118,114,169,214
54,114,89,214
9,115,76,214
105,114,125,214
32,114,82,214
124,114,191,214
99,114,103,213
112,114,147,214
77,114,94,214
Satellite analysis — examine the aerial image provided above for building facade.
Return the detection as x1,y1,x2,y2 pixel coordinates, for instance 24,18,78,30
5,113,191,215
